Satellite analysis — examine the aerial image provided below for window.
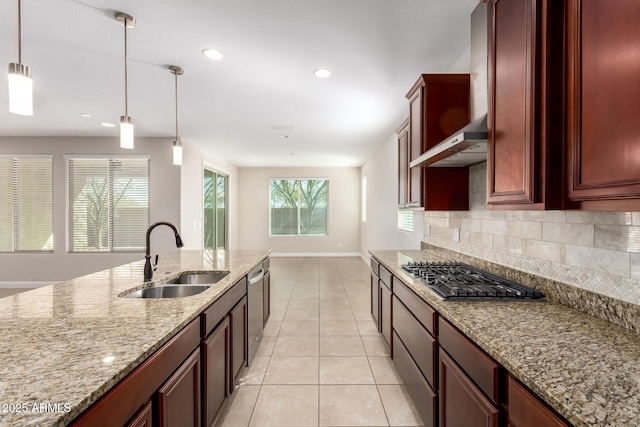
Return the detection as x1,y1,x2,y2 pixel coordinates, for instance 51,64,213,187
67,156,149,252
270,178,328,236
398,210,414,232
0,155,53,252
361,175,367,222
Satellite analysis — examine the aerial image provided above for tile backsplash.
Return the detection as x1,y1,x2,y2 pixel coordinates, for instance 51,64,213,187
423,162,640,306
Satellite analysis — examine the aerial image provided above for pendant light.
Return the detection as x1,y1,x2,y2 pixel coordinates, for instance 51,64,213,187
8,0,33,116
115,12,136,149
168,66,184,166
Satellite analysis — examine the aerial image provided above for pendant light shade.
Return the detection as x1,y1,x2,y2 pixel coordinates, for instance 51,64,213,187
8,0,33,116
115,12,136,149
169,65,184,166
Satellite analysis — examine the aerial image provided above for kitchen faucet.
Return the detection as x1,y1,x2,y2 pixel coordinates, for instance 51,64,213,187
144,221,184,282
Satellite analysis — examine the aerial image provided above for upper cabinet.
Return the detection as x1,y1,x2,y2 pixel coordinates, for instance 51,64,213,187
564,0,640,210
487,0,640,211
486,0,564,209
404,74,471,210
397,119,410,208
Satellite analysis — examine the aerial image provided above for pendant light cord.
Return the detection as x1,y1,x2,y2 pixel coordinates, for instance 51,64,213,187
17,0,23,64
175,72,179,140
124,17,129,116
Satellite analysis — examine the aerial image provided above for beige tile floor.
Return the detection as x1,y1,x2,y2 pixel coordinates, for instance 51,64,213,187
217,257,424,427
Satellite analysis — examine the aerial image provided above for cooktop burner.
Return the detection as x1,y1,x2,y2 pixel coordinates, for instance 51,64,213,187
401,262,544,300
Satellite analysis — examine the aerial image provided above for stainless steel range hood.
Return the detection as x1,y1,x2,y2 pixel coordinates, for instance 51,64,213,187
409,114,487,168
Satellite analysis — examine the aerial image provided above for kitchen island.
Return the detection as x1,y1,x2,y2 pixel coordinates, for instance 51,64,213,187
371,249,640,427
0,249,269,427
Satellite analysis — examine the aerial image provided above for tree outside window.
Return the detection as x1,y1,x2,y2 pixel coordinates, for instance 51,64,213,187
270,179,328,236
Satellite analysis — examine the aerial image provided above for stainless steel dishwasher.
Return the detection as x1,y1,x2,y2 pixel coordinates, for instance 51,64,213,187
247,263,264,363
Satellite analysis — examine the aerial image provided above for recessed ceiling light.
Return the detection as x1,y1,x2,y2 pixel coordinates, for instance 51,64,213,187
202,49,224,60
269,125,296,131
101,122,116,128
314,68,331,78
79,113,91,117
279,135,288,139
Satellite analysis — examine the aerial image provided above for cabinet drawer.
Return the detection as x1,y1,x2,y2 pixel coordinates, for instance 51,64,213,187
393,277,436,336
440,349,499,427
393,332,437,427
379,265,392,289
202,278,247,337
370,258,380,276
508,375,570,427
439,318,499,403
392,296,437,389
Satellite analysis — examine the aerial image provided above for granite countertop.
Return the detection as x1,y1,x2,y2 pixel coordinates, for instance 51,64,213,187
0,249,270,427
370,249,640,427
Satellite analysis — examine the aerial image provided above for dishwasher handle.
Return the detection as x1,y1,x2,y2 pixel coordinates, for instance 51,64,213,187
248,268,264,285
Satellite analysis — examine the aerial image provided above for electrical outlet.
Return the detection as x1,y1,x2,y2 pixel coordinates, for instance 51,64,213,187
454,228,460,243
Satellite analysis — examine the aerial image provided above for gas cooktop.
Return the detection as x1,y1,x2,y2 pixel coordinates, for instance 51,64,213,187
401,262,544,301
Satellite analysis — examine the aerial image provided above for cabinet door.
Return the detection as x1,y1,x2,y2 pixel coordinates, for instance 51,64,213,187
125,401,152,427
439,349,499,427
380,283,392,353
158,349,201,427
487,0,563,208
507,375,570,427
370,272,379,329
398,122,410,208
230,297,248,388
263,269,271,325
202,317,230,427
408,88,424,208
565,0,640,209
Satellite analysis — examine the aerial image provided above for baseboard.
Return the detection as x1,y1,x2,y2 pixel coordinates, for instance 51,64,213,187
0,281,53,288
270,252,362,258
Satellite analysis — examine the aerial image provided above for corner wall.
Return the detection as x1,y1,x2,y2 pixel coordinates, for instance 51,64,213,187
237,167,360,255
0,137,180,283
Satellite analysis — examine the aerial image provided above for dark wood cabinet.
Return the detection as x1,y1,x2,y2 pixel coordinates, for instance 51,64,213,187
397,119,410,208
158,349,201,427
439,349,499,427
507,375,571,427
230,297,248,387
380,280,392,352
125,401,152,427
486,0,563,209
202,317,230,427
406,74,471,210
263,268,271,326
370,271,379,329
564,0,640,210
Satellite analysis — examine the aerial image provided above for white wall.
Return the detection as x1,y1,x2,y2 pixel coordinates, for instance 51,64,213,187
237,167,360,255
180,140,239,251
360,133,423,258
0,137,180,283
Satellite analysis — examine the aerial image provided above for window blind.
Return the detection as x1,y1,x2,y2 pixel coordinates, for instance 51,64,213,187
68,156,149,252
398,210,414,232
0,156,53,252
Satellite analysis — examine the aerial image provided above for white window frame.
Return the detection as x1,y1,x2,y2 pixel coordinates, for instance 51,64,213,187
269,178,329,236
0,154,54,253
65,154,150,253
398,210,414,232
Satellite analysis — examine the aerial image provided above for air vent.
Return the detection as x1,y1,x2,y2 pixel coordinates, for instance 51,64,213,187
268,125,296,131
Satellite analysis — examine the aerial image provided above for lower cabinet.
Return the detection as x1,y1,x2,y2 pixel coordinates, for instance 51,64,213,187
230,297,248,386
507,375,571,427
439,349,499,427
263,268,271,326
202,317,230,427
125,401,153,427
370,270,379,328
158,349,201,427
380,282,392,352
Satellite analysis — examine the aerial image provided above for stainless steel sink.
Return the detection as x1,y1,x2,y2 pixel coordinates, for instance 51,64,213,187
166,272,229,285
123,285,211,299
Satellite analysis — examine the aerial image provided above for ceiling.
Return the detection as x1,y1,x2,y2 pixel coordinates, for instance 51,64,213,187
0,0,478,167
